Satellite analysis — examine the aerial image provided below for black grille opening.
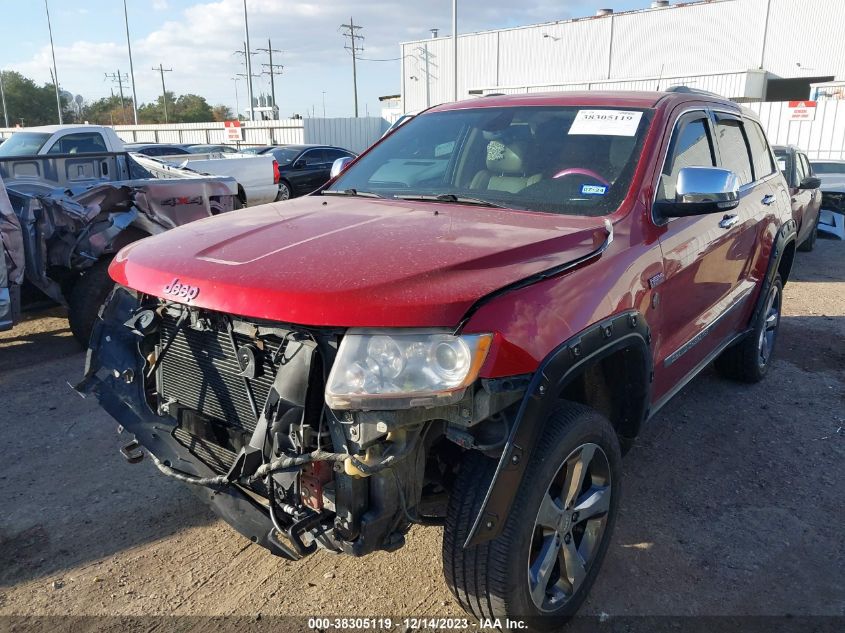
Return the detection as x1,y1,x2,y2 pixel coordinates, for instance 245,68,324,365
158,315,281,435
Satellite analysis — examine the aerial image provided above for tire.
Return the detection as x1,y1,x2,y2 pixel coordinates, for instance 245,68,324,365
443,402,622,631
714,274,783,383
798,215,818,252
67,258,115,347
276,180,292,201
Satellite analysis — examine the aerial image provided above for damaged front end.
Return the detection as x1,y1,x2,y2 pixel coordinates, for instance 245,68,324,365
77,288,526,559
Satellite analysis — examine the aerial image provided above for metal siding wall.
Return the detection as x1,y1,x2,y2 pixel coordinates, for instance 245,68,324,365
762,0,845,80
302,117,388,154
609,0,767,79
747,100,845,160
497,19,611,87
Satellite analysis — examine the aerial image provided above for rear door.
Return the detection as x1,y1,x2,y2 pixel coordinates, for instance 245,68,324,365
797,152,821,239
652,109,761,395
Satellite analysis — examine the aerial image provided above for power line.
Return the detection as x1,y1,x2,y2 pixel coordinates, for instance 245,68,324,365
340,17,364,117
152,64,172,123
104,70,130,124
257,39,283,117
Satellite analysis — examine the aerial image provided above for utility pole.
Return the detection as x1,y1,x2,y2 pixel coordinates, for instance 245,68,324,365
340,17,364,117
257,39,283,118
234,42,259,119
418,45,434,108
242,0,255,121
452,0,458,102
123,0,139,124
105,70,129,124
44,0,63,124
153,64,172,123
0,71,8,128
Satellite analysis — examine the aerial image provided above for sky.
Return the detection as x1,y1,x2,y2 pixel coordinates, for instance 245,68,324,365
0,0,643,120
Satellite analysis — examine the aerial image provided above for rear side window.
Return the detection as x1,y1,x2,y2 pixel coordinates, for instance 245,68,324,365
657,116,715,201
303,149,327,165
46,132,107,155
744,120,775,180
714,120,753,185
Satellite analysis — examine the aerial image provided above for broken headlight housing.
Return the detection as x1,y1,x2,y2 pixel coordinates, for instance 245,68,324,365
325,330,493,410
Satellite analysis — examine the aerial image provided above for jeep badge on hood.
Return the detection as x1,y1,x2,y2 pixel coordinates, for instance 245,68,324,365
163,278,200,302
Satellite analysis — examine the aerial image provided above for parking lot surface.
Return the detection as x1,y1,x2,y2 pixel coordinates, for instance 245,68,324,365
0,240,842,621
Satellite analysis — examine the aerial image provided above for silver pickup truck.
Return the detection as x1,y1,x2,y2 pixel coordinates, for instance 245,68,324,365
0,150,238,342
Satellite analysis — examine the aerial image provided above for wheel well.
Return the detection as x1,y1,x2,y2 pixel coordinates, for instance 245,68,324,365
778,240,795,285
558,344,649,442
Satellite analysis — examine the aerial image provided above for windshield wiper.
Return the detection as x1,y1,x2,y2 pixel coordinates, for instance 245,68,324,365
394,193,506,208
322,188,383,198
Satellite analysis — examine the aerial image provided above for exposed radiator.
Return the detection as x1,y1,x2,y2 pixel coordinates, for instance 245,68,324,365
159,314,281,435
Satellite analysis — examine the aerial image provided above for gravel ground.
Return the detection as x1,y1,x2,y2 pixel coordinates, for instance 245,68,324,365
0,239,842,627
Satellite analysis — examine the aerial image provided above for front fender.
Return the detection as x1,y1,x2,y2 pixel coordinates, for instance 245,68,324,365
464,310,651,547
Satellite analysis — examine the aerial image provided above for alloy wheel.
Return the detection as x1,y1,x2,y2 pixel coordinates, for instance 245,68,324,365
527,442,611,612
757,282,781,368
277,183,291,201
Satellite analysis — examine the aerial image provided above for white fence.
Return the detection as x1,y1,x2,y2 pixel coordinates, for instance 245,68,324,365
746,100,845,161
0,116,388,155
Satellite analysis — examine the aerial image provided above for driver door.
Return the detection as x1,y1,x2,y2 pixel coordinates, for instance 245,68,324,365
652,110,758,398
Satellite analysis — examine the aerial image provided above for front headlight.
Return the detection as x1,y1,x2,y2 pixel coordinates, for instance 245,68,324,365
325,331,493,410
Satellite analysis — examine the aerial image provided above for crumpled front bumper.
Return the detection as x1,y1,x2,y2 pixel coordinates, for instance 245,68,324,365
76,287,299,559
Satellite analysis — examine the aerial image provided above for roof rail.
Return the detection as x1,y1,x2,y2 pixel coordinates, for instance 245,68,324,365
665,85,722,97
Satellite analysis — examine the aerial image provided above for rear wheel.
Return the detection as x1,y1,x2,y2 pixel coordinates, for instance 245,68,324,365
714,274,782,383
276,180,292,201
67,258,114,347
443,402,621,630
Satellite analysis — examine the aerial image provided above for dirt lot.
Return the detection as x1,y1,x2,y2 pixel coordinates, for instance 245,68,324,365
0,239,843,626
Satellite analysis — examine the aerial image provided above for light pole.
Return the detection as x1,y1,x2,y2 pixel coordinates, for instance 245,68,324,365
232,77,240,118
322,91,326,118
44,0,63,123
123,0,139,124
243,0,255,121
0,70,8,128
452,0,458,102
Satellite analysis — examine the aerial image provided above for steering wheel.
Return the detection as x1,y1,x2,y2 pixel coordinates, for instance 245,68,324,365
551,167,610,187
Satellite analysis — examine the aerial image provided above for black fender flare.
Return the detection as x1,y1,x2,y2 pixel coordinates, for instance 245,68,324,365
464,310,652,547
749,218,797,328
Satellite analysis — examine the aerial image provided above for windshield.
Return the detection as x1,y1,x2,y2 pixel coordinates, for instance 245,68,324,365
0,132,52,157
331,105,653,215
811,161,845,175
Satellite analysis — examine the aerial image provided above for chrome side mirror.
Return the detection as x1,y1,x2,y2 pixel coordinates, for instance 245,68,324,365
330,156,354,179
657,166,741,218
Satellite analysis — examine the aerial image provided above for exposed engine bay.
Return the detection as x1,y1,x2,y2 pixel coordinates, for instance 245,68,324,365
77,288,526,559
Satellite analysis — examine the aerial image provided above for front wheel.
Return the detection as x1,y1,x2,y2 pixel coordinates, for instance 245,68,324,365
443,402,621,631
67,258,115,347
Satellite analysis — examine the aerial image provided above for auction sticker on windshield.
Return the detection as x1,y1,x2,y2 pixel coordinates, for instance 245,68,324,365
569,110,643,136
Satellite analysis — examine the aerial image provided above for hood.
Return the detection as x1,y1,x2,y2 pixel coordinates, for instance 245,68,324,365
110,196,609,327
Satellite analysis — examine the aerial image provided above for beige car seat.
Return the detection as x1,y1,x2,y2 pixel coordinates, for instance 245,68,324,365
469,139,542,194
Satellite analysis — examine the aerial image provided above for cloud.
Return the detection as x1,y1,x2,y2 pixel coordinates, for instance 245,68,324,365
9,0,598,116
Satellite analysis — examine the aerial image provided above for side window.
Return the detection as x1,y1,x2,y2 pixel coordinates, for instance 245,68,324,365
303,149,326,166
799,154,812,179
657,115,715,201
46,133,107,155
744,120,775,180
714,119,753,186
795,153,807,183
324,149,349,163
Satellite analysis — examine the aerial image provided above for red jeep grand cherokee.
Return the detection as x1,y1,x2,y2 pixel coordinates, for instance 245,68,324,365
80,89,795,629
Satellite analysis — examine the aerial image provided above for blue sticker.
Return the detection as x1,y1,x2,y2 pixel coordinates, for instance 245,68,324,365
580,184,608,195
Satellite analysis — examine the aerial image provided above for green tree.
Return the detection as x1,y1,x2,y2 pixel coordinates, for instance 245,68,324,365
212,104,234,122
82,95,130,126
174,94,213,123
0,70,71,126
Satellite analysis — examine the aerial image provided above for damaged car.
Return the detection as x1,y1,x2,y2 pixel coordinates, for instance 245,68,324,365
79,89,796,629
0,149,239,342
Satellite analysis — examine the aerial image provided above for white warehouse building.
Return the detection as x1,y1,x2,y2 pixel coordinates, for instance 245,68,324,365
398,0,845,113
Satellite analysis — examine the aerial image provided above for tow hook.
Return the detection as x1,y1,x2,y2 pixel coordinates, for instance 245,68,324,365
120,439,144,464
286,512,324,556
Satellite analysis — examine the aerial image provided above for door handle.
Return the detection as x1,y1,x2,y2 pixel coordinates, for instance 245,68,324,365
719,214,739,229
761,194,776,206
